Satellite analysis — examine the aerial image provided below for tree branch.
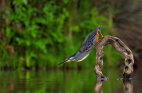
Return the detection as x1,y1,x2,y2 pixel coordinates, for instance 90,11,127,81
94,36,134,79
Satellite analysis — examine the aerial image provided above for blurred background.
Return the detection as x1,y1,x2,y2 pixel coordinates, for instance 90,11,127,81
1,0,142,93
0,0,142,70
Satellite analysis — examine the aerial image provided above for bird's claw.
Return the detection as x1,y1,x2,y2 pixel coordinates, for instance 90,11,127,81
96,40,101,43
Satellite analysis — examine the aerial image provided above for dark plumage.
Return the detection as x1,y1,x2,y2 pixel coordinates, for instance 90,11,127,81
79,26,101,53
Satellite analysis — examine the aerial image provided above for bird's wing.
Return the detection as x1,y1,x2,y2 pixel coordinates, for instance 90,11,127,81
79,34,96,53
79,28,98,53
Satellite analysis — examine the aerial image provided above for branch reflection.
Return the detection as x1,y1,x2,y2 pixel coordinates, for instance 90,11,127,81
94,79,108,93
94,79,134,93
123,80,133,93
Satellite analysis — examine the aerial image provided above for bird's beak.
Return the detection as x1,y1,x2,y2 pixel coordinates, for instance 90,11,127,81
58,60,66,65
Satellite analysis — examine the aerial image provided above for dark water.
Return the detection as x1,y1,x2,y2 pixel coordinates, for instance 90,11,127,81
0,67,142,93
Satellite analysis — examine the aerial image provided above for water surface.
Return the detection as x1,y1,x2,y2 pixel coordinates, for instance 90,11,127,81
0,67,141,93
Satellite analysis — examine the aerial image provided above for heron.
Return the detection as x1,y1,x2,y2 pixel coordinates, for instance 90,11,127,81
58,26,104,65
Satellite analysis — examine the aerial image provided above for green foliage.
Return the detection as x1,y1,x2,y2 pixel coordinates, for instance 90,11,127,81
0,0,122,69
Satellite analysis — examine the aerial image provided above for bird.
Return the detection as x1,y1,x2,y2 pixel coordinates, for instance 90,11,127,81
58,26,104,65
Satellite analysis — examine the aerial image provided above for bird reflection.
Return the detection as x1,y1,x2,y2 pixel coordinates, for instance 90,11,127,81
94,79,108,93
123,80,133,93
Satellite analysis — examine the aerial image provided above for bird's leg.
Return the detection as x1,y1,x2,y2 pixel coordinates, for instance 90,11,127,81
98,30,104,38
96,32,100,43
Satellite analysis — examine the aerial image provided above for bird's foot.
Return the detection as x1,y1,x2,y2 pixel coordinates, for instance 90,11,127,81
96,40,101,43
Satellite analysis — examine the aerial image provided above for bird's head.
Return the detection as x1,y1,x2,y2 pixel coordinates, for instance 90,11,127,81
58,54,76,65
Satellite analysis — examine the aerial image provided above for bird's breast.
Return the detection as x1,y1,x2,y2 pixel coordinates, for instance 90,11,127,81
76,52,90,62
